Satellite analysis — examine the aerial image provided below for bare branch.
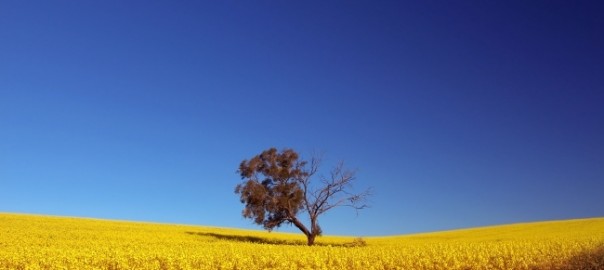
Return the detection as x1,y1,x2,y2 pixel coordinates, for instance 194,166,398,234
308,160,371,218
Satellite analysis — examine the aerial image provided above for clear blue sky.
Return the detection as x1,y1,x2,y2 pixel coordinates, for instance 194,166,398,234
1,1,603,236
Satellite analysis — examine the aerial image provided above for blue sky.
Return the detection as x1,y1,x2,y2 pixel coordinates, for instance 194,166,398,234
1,1,603,236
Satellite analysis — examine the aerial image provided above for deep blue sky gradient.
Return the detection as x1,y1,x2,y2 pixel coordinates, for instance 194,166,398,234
1,1,603,236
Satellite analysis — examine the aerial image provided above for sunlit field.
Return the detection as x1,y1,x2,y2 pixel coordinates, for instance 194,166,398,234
1,213,603,269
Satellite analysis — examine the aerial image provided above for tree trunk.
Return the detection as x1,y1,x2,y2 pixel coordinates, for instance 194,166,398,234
289,216,315,245
306,234,316,246
308,217,319,246
290,216,310,236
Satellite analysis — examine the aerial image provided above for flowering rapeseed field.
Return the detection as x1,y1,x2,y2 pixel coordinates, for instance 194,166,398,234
1,213,602,269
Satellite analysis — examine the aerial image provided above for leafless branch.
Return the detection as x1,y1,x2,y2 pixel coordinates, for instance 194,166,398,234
307,160,371,219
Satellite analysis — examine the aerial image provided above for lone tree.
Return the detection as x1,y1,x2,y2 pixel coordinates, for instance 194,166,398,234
235,147,371,246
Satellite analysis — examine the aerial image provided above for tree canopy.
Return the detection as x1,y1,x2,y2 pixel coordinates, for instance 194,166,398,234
235,147,370,245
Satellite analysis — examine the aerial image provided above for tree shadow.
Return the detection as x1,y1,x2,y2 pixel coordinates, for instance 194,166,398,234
185,231,352,247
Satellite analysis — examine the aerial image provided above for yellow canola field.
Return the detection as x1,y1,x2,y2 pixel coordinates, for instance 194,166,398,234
1,213,603,270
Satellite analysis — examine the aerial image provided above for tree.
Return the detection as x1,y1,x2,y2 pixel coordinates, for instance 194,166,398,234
235,147,370,246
